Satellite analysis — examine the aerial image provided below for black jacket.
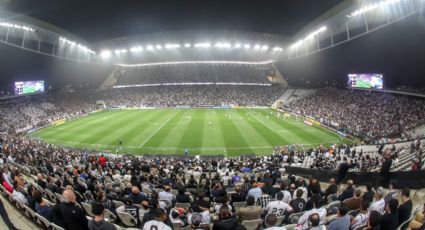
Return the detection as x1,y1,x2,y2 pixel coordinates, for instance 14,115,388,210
52,202,89,230
380,213,399,230
88,219,117,230
140,209,174,229
213,216,239,230
399,200,413,229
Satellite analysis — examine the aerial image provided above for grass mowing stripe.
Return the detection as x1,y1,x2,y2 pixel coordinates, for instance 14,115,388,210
200,109,227,155
91,110,168,147
237,109,290,147
138,110,181,147
176,109,206,154
75,111,144,145
120,110,171,147
34,111,116,139
37,111,126,140
217,109,254,156
146,110,194,152
256,109,325,143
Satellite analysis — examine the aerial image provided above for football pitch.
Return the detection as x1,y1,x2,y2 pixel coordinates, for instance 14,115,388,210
30,108,342,156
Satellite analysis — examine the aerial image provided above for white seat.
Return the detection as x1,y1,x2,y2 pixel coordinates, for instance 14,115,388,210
117,211,138,227
81,202,95,217
241,219,261,230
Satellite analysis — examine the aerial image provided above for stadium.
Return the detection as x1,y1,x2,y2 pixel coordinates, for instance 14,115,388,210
0,0,425,230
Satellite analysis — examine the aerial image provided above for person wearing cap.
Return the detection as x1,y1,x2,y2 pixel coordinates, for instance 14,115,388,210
369,187,386,215
328,205,350,230
142,208,172,230
186,212,209,230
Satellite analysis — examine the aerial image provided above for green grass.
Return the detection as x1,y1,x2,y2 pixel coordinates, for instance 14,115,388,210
29,108,343,156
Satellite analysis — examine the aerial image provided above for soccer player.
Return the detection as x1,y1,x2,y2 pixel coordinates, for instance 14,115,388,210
184,148,189,156
264,192,293,218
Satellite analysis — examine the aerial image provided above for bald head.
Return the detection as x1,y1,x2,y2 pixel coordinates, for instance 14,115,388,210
63,189,76,203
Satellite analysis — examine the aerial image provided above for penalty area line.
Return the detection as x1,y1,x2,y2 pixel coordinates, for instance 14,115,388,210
138,111,180,148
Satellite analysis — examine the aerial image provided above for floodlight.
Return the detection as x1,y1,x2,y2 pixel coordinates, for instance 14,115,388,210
130,46,143,52
254,44,261,50
261,45,269,51
147,45,154,51
165,44,181,49
155,45,162,50
100,50,111,59
244,44,251,49
184,43,192,48
273,47,283,51
234,43,242,48
194,43,211,48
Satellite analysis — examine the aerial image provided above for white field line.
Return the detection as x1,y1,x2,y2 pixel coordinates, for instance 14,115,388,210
138,111,180,147
40,138,339,151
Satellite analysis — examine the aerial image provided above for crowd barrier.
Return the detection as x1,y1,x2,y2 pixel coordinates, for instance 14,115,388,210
285,166,425,189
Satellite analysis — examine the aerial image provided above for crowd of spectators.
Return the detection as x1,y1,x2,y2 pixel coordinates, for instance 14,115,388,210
284,88,425,140
0,132,423,230
116,64,275,85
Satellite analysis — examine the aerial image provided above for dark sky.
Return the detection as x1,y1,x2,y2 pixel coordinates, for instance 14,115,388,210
6,0,343,42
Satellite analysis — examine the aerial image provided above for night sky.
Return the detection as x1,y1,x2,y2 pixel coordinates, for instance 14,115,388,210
0,0,425,92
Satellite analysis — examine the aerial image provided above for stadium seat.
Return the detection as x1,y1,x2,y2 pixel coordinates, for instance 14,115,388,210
81,202,95,217
55,193,65,203
173,222,183,229
326,201,341,215
241,219,261,230
117,211,138,227
276,216,285,226
288,211,305,224
285,224,297,230
113,200,125,208
45,189,58,203
51,223,66,230
36,213,51,229
104,208,118,223
175,202,190,209
233,201,247,212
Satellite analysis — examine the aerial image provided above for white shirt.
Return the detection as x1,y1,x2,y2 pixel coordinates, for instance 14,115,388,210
142,220,172,230
158,191,175,205
265,201,293,217
351,212,369,229
298,207,327,230
12,190,28,205
263,227,287,230
369,199,385,215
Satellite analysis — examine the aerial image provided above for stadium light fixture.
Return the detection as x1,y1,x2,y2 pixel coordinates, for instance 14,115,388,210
347,0,402,17
194,43,211,48
60,36,95,54
146,45,154,51
244,44,251,49
155,45,163,50
291,26,327,48
165,44,181,49
273,47,283,51
130,46,143,52
0,22,35,32
254,44,261,50
261,45,269,51
214,42,231,48
234,43,242,48
184,43,192,48
100,50,111,59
